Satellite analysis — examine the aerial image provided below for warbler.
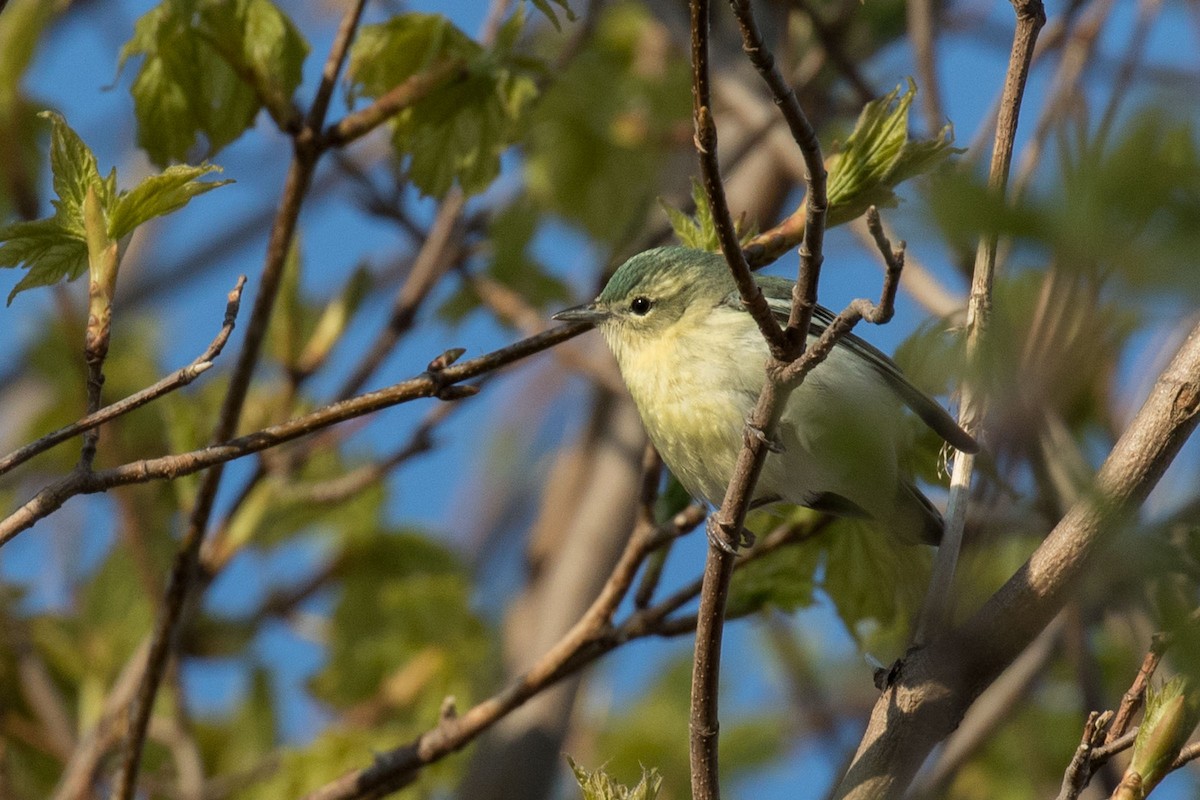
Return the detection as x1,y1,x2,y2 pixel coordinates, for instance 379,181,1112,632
553,246,979,545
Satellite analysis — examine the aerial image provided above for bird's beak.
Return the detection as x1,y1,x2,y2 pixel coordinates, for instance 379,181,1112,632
552,303,610,325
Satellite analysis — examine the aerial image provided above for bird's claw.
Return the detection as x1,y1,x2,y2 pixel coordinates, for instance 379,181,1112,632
705,518,754,555
745,423,784,453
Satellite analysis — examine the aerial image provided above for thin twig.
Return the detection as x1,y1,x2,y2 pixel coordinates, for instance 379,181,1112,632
1107,633,1171,745
298,470,710,800
298,506,823,800
834,318,1200,799
109,5,377,795
335,191,467,399
321,59,468,149
690,0,785,356
0,278,246,478
0,325,590,548
1094,0,1162,148
906,0,945,133
914,0,1046,646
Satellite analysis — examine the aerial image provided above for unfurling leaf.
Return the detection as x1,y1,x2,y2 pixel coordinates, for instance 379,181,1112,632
108,164,230,241
0,111,227,303
660,178,758,252
568,757,662,800
825,78,959,227
1121,676,1200,798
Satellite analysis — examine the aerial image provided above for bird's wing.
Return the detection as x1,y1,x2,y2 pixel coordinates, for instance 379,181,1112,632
720,279,980,454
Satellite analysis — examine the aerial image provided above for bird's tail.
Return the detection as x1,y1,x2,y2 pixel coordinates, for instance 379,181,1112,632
894,481,944,546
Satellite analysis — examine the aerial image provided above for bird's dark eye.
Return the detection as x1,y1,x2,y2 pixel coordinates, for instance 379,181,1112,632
630,296,653,315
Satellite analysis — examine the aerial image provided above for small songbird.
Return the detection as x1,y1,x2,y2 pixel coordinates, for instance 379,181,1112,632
553,246,978,545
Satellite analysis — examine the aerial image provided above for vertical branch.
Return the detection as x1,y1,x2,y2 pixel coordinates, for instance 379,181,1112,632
914,0,1046,645
725,0,827,347
107,3,372,798
79,183,120,471
689,0,786,356
906,0,946,134
686,0,833,796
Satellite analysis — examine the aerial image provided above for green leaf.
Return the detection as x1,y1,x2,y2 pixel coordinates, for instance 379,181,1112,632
530,0,576,32
40,110,107,235
524,2,690,242
0,217,87,303
108,164,231,241
825,78,959,227
311,532,493,710
347,11,540,197
729,513,932,658
931,111,1200,299
568,757,662,800
196,0,308,125
660,178,758,252
728,510,823,618
0,111,227,303
1130,676,1200,790
821,518,931,656
121,0,307,166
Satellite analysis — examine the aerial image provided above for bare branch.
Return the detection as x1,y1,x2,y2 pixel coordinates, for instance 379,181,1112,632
0,277,246,478
0,324,589,548
321,59,468,149
109,4,404,793
915,0,1046,645
907,0,946,133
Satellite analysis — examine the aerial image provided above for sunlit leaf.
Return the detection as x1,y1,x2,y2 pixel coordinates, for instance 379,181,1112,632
347,11,540,197
120,0,308,165
825,78,959,227
569,756,662,800
108,163,230,241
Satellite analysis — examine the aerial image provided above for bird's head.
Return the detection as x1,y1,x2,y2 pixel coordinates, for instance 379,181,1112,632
553,247,730,353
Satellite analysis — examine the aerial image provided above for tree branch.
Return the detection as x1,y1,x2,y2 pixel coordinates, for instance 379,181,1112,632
914,0,1046,645
0,325,589,548
0,277,246,478
109,4,389,794
834,312,1200,799
686,0,836,795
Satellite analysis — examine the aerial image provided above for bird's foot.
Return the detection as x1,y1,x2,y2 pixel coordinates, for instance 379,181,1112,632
745,423,784,453
705,517,754,555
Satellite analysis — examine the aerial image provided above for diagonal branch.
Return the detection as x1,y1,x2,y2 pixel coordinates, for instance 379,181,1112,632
0,277,246,478
834,313,1200,799
0,325,589,548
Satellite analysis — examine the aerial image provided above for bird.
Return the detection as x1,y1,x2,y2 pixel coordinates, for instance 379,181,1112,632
552,246,979,546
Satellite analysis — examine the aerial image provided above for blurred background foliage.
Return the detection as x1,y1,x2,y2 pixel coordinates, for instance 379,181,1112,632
0,0,1198,798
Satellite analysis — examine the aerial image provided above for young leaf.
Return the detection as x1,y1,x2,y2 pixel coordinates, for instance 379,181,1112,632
0,218,88,302
568,757,662,800
120,0,307,166
196,0,308,125
659,178,758,252
347,11,541,197
108,163,231,241
825,78,959,227
0,112,226,303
